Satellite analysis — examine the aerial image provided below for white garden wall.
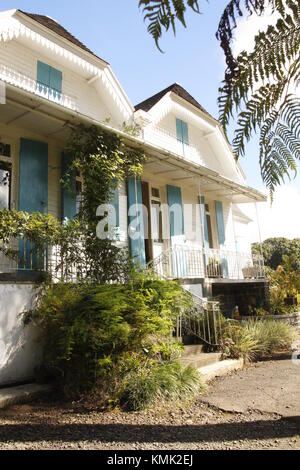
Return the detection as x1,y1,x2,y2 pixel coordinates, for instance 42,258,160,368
0,283,42,386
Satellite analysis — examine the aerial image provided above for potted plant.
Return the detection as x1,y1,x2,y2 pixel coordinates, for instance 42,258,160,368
207,257,222,278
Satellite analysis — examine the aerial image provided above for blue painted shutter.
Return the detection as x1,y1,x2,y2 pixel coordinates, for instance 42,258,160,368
50,67,62,93
19,139,48,214
215,201,226,247
167,185,184,239
37,61,62,100
37,61,50,97
176,119,189,143
61,153,77,221
176,118,183,142
215,200,228,278
167,185,186,277
200,196,210,250
127,176,146,266
181,121,189,145
19,138,48,270
108,181,120,238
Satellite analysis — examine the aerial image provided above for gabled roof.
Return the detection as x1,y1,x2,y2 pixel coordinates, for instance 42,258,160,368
135,83,215,121
19,10,109,65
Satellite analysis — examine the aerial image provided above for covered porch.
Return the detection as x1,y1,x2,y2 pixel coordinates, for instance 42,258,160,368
134,145,267,282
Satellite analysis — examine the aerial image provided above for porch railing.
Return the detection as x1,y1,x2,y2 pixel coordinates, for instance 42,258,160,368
148,245,265,281
0,238,85,282
144,125,204,165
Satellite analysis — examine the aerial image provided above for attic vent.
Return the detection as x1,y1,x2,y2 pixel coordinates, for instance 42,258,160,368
0,143,11,158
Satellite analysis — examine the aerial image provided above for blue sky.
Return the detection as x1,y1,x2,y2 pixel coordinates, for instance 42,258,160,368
1,0,299,196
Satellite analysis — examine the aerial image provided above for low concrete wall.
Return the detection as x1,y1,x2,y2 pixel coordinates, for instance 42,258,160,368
0,283,42,387
240,312,300,327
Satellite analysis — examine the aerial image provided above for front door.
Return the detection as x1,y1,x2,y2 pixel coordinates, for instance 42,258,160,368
19,139,48,270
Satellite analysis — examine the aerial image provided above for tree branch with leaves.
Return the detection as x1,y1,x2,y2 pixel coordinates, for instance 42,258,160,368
139,0,300,197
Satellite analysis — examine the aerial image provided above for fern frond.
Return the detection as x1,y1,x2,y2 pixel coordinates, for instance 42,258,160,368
139,0,201,50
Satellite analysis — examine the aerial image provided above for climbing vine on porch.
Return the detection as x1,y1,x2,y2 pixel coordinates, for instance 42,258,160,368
62,124,146,282
0,124,146,283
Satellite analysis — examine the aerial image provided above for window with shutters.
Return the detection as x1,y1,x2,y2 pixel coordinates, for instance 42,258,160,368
205,204,214,249
37,61,62,103
176,118,189,156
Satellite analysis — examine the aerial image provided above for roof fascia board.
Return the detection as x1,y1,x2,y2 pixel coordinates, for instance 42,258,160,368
14,10,108,69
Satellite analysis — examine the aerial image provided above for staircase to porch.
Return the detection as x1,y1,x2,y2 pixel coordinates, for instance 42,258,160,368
181,345,222,369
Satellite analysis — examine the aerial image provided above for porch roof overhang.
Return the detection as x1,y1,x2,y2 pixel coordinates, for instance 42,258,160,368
0,83,267,204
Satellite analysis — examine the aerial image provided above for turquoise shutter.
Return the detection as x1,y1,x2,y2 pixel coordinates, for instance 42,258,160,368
167,185,186,277
200,196,210,250
167,185,184,239
61,153,77,221
181,121,189,145
19,138,48,270
37,61,50,97
127,176,146,266
215,200,228,278
49,67,62,101
176,119,189,144
109,180,120,235
176,118,183,142
215,201,226,247
50,67,62,93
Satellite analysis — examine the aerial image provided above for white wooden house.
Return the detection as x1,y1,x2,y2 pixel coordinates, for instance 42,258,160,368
0,9,267,385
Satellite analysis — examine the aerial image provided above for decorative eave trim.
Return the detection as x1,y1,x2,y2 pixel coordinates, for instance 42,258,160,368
0,12,133,120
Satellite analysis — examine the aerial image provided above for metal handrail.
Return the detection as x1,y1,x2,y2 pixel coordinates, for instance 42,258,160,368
175,290,223,347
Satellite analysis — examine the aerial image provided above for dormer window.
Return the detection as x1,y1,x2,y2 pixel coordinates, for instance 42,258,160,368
37,61,62,103
176,118,189,155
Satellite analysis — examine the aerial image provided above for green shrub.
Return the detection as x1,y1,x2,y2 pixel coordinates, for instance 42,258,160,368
25,271,200,409
120,362,203,411
221,319,295,362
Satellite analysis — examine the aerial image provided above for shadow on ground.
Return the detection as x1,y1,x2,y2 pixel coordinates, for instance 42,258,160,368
0,417,299,444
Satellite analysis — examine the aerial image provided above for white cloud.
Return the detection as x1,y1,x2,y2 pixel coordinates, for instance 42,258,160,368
247,185,300,242
232,7,278,56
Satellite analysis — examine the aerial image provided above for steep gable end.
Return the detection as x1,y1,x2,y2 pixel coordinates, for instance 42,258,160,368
135,83,214,121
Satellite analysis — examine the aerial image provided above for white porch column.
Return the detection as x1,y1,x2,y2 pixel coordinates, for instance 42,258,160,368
197,178,207,278
231,200,241,280
197,178,205,250
255,201,265,274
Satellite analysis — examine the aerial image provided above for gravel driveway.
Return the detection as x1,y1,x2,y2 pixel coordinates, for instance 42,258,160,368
0,356,299,450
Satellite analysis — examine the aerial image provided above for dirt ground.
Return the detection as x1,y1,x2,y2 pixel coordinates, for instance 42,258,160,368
0,355,299,450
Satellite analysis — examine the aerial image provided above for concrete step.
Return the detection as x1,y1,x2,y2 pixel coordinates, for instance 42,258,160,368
0,383,53,410
198,358,244,382
182,344,205,358
181,352,222,369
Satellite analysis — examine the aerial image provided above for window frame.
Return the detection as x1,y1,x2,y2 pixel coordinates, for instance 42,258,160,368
205,203,214,249
0,155,12,211
150,187,163,244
